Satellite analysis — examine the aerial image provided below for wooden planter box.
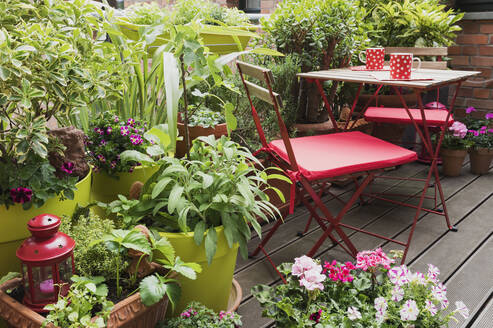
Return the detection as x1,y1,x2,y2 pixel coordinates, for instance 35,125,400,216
0,275,170,328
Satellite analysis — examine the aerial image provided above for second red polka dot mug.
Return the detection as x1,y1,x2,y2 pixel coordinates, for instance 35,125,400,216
389,53,421,79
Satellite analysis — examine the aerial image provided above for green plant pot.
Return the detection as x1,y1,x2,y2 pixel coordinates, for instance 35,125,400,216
116,20,256,55
90,165,159,217
159,226,239,316
0,168,92,276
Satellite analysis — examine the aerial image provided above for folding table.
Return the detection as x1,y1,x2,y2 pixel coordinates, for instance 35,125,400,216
298,67,480,262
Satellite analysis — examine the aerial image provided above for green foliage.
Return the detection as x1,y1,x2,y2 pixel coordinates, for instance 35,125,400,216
0,114,78,209
366,0,463,47
188,108,225,128
106,136,285,264
124,0,250,27
60,213,123,281
0,272,20,285
163,301,243,328
262,0,369,71
42,276,113,328
86,112,150,175
0,0,125,125
91,227,200,309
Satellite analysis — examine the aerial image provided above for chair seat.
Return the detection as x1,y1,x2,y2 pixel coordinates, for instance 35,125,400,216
364,107,453,126
268,131,417,181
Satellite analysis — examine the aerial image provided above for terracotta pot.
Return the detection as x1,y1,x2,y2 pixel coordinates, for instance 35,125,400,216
440,148,467,177
175,123,228,158
469,148,493,175
0,271,170,328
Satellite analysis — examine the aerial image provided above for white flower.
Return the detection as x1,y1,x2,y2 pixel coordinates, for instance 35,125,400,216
388,265,410,286
400,299,420,321
427,264,440,282
347,306,362,321
391,285,404,302
441,298,449,310
455,301,469,319
425,300,438,316
431,283,447,302
375,311,385,324
299,267,325,291
408,272,426,285
375,297,388,312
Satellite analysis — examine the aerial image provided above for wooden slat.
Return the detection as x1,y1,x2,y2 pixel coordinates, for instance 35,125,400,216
237,61,274,85
471,298,493,328
447,235,493,328
385,47,448,56
244,80,282,107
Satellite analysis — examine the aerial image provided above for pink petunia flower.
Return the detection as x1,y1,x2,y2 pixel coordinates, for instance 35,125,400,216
106,126,112,134
120,126,129,136
127,118,135,126
486,113,493,120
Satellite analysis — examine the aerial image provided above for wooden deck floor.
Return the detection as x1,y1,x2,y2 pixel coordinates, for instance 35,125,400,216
234,161,493,327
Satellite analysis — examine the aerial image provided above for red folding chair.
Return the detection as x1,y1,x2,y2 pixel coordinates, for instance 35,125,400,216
236,61,418,270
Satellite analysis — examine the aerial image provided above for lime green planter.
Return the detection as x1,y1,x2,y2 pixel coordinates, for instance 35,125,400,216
160,226,239,316
90,166,158,217
0,169,92,276
116,20,257,55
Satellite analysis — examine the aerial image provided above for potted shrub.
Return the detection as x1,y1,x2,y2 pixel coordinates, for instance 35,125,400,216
0,0,125,275
440,121,472,177
86,112,158,212
466,112,493,175
0,214,200,327
252,249,470,327
116,0,258,55
161,301,243,327
103,135,285,314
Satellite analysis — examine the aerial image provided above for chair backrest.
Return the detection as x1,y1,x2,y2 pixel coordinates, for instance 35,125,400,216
236,60,299,171
384,47,448,70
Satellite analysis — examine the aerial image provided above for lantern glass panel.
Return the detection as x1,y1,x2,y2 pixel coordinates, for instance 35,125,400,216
58,257,73,285
32,265,55,303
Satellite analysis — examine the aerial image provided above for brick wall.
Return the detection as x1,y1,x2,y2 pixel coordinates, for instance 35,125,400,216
449,13,493,117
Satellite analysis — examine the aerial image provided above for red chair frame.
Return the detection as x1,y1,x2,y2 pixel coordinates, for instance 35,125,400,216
236,61,418,269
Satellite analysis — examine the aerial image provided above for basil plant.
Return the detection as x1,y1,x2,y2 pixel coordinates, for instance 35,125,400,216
106,135,290,264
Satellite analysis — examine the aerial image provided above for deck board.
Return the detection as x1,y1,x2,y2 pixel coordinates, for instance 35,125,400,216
471,297,493,328
234,162,493,327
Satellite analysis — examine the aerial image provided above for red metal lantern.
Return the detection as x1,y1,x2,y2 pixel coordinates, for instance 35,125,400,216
16,214,75,313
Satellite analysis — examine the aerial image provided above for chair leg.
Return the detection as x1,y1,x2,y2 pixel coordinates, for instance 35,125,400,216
258,245,287,284
432,162,456,231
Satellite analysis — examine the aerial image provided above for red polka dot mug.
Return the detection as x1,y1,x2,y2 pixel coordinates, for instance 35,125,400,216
389,53,422,80
359,48,385,70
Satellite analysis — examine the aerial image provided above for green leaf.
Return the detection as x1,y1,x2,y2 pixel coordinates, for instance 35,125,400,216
139,275,167,306
167,184,184,214
120,150,154,165
205,227,218,265
171,256,201,280
0,272,20,285
121,229,152,255
152,177,172,199
193,221,206,246
154,237,175,265
224,102,237,134
165,281,181,314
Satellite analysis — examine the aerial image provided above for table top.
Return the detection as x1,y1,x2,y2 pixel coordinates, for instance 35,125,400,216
298,68,481,90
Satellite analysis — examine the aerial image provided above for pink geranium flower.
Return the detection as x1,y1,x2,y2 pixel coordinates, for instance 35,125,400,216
356,248,394,271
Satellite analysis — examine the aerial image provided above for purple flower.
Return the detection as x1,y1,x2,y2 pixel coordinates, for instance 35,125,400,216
110,161,117,169
61,162,74,174
120,126,129,136
94,127,104,135
97,154,106,163
486,113,493,120
106,126,112,134
128,166,134,173
309,310,322,323
114,116,119,122
10,187,33,204
466,107,476,114
100,139,106,145
129,134,143,145
127,118,135,126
